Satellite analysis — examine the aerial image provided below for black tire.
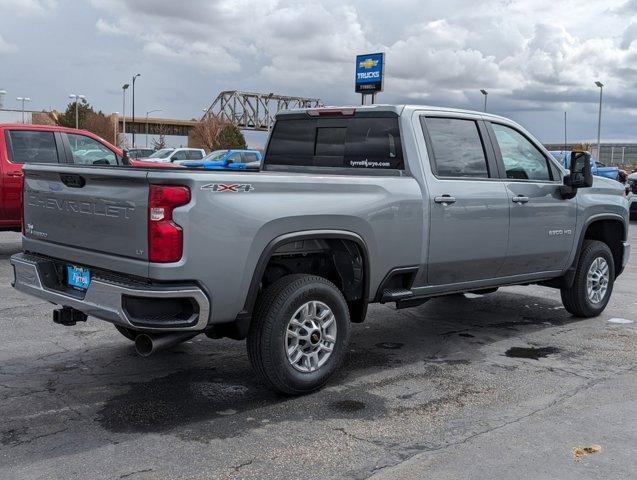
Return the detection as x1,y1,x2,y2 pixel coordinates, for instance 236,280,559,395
561,240,615,317
247,274,351,395
114,325,139,341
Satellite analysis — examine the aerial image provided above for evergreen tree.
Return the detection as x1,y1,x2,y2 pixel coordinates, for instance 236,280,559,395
214,124,247,150
57,98,93,129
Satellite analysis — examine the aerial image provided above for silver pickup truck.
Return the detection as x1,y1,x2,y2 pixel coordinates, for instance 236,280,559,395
11,105,630,394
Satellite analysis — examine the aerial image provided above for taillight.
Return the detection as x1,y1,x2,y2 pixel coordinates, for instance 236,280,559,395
148,184,190,263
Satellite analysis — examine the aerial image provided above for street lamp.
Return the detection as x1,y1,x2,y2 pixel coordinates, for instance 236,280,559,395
595,81,603,161
121,83,129,147
145,109,162,147
16,96,31,123
480,89,488,112
113,112,119,145
68,94,86,129
131,73,141,147
0,89,6,110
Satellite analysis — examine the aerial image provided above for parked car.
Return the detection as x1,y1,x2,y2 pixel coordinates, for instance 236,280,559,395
180,149,262,170
127,148,155,159
549,150,620,181
142,147,205,163
11,105,630,395
129,158,185,168
627,171,637,220
0,123,123,231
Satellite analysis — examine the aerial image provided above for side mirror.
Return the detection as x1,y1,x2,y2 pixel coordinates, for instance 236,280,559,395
564,151,593,189
121,149,131,166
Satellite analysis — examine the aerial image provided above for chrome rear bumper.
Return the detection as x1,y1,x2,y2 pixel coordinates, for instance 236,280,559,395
11,253,210,332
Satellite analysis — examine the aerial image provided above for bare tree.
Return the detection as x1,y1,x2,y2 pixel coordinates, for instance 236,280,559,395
151,123,168,150
189,115,230,152
83,111,113,142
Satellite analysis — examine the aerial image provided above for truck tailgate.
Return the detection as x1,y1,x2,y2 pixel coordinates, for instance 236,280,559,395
22,164,149,261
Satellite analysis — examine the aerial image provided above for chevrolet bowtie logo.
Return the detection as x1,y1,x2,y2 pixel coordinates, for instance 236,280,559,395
359,58,378,69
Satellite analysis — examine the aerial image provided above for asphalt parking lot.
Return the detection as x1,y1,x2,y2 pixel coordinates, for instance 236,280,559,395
1,225,636,480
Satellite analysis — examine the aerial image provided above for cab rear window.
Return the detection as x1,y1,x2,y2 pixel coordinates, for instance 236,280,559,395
5,130,59,164
266,116,404,170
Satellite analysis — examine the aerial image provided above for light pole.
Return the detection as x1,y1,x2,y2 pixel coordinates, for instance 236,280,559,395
480,89,488,112
68,94,86,129
131,73,141,147
0,89,6,110
595,81,603,161
16,96,31,123
113,112,119,145
564,111,567,154
145,109,162,147
121,83,129,147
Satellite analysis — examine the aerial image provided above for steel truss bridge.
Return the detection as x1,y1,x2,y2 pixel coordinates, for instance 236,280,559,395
203,90,323,131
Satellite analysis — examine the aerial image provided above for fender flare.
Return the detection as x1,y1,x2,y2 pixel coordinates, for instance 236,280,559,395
236,229,371,324
563,213,627,286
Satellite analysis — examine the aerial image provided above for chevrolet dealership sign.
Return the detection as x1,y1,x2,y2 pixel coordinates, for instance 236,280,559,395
355,52,384,93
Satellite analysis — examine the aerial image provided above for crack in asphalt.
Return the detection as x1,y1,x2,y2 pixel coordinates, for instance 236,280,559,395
233,457,256,472
2,427,69,448
333,427,397,449
119,468,153,479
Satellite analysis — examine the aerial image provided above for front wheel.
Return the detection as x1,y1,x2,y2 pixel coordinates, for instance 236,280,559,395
561,240,615,317
247,274,351,395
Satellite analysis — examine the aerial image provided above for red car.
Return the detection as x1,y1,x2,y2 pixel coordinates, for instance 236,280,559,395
0,124,124,231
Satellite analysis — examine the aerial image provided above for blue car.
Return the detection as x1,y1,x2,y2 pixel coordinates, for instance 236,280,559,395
549,150,619,181
180,149,262,170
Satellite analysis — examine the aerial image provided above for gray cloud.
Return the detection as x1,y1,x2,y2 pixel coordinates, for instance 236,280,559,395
0,0,635,143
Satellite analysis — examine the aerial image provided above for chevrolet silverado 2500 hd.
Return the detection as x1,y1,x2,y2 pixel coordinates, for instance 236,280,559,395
11,105,630,394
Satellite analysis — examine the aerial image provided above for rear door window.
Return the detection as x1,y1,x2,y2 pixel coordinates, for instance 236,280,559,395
421,117,489,178
186,150,204,160
242,152,259,163
266,116,404,170
171,150,188,162
66,133,117,165
5,130,59,164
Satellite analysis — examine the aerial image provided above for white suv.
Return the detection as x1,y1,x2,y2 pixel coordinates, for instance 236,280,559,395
144,148,206,164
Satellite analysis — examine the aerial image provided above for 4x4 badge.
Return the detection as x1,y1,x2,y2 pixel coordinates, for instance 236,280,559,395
201,183,254,193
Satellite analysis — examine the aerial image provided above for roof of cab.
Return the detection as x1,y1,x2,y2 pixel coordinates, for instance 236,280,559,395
276,104,512,123
0,123,86,133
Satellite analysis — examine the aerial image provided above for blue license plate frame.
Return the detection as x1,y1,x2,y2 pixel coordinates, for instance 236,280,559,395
67,265,91,291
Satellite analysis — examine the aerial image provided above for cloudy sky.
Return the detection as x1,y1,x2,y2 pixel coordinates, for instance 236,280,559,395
1,0,636,146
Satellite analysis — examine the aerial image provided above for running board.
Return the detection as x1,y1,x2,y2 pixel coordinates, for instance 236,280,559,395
380,288,413,303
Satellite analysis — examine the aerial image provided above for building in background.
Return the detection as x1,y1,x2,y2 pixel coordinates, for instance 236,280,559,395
544,142,637,167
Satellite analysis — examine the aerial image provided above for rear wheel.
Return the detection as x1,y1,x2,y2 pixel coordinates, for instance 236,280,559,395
561,240,615,317
247,274,351,395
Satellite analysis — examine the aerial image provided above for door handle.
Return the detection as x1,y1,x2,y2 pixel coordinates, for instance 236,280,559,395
7,171,23,178
512,195,529,204
434,195,456,205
